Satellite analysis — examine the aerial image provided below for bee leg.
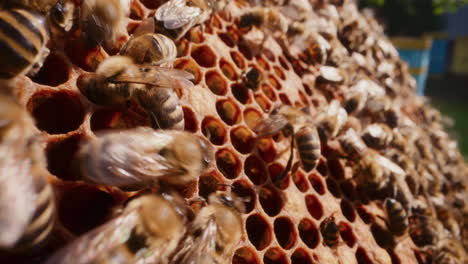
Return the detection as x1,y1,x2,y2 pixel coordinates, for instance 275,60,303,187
276,134,294,185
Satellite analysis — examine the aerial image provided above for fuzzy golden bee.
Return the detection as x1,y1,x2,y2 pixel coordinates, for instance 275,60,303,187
77,56,194,130
384,198,408,236
255,105,321,178
75,127,211,191
45,194,188,264
239,7,289,36
171,192,244,264
361,123,393,150
120,33,177,66
338,128,368,160
0,95,56,251
290,31,330,65
316,99,348,141
0,9,50,80
320,215,340,248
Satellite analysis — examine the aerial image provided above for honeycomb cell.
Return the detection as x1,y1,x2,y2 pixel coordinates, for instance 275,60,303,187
139,0,162,9
279,94,292,106
173,58,202,85
211,14,222,29
326,178,342,198
293,170,309,192
201,116,227,145
341,180,357,201
227,25,241,43
388,250,401,264
274,217,297,249
278,55,290,70
328,159,345,180
58,185,115,235
28,90,84,135
340,200,356,222
256,56,270,71
31,53,70,86
356,205,373,224
65,37,107,72
246,214,272,250
291,248,314,264
183,106,198,132
263,49,276,62
90,106,149,132
257,138,277,163
371,224,394,249
244,108,262,131
316,160,328,176
231,51,246,70
187,27,205,43
218,33,235,48
232,247,260,264
231,126,256,154
220,59,238,80
268,75,282,90
303,84,313,96
191,45,217,68
305,194,324,220
232,83,252,104
298,219,320,249
259,185,284,217
46,134,83,181
309,173,326,195
261,83,278,101
238,41,254,60
356,247,373,264
264,247,288,264
299,90,310,106
244,155,267,185
198,170,224,199
216,148,242,179
268,163,290,190
273,66,286,81
339,222,356,247
177,38,190,57
205,70,228,95
232,180,256,213
216,98,241,125
255,93,272,113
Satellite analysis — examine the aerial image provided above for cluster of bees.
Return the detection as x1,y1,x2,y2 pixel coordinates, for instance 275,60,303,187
0,0,466,263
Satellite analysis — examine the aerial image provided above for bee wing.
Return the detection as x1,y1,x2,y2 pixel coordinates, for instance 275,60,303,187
155,0,201,29
45,210,140,264
254,115,289,136
111,67,194,89
374,154,405,176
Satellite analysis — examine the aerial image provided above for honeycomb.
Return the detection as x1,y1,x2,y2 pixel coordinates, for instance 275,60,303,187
0,0,467,263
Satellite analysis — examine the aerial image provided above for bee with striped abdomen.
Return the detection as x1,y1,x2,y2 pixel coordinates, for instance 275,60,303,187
75,127,211,191
77,56,194,130
242,67,261,90
320,215,340,248
171,192,244,264
120,33,177,67
0,95,56,251
0,9,50,80
316,100,348,141
362,123,393,150
385,198,408,236
45,194,188,264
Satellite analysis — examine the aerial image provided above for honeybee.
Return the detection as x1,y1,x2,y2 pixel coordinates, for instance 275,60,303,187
384,198,408,236
361,123,393,150
239,7,289,37
0,9,50,80
344,79,385,114
338,128,367,160
120,33,177,66
433,238,467,264
320,215,340,248
77,56,194,130
316,100,348,141
80,0,130,49
242,67,262,90
409,213,444,247
45,194,188,264
75,127,211,191
291,31,330,65
0,95,56,250
171,192,244,264
255,105,321,177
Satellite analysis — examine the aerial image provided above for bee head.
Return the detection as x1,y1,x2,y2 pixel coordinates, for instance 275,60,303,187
50,0,75,32
77,74,98,103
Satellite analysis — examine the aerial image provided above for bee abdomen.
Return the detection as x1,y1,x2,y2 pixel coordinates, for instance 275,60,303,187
296,127,321,171
146,89,184,130
385,199,408,236
0,9,49,79
320,221,340,247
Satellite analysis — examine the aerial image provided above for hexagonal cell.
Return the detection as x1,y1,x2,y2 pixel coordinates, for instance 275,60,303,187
201,116,227,145
274,217,297,249
273,66,286,81
291,248,314,264
256,56,271,71
58,185,115,235
259,185,284,217
187,26,205,43
244,155,267,185
254,93,272,113
299,90,310,106
139,0,163,9
205,70,228,96
191,45,217,68
340,180,357,201
28,90,84,135
356,205,373,224
340,200,356,223
264,247,288,264
261,83,278,101
263,49,276,62
216,148,241,179
371,223,395,249
31,53,70,86
316,160,328,176
220,59,238,81
308,173,326,195
183,106,198,132
268,163,290,190
218,32,236,48
46,134,83,181
216,98,241,125
303,83,313,96
232,180,256,213
356,247,374,264
243,108,262,131
293,170,309,192
177,38,190,57
339,222,357,247
174,58,203,85
305,194,324,220
90,105,149,132
298,218,320,249
254,138,275,164
232,247,260,264
268,75,282,90
388,250,401,264
328,159,345,180
198,170,224,199
226,25,241,43
279,93,292,105
246,214,272,250
326,178,342,198
65,37,107,72
231,126,256,154
231,51,246,70
238,41,254,60
278,55,290,70
231,83,252,104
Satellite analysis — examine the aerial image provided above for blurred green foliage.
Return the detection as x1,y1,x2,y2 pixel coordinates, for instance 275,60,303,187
359,0,468,36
